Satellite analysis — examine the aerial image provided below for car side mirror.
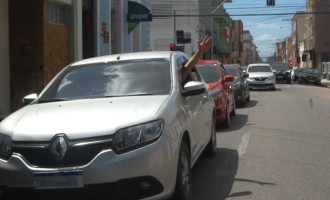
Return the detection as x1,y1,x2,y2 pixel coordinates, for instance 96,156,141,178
224,75,234,82
242,73,249,78
182,81,206,97
22,93,37,105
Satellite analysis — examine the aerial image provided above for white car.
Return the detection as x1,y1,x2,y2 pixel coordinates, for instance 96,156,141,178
0,51,216,200
246,63,276,91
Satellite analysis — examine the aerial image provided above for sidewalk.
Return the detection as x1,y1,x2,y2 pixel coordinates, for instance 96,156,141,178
321,78,330,88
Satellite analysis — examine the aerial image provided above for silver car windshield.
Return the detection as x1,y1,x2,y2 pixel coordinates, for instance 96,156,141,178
38,59,171,102
248,65,272,73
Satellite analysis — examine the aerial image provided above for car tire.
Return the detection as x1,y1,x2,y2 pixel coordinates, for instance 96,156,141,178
223,103,230,128
230,101,236,117
241,96,246,107
246,90,250,102
172,141,192,200
204,116,217,157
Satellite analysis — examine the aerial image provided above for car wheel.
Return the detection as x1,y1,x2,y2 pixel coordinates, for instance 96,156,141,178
230,101,236,117
287,79,291,84
172,141,192,200
241,95,246,107
246,90,250,102
298,77,302,84
223,103,230,128
204,116,217,157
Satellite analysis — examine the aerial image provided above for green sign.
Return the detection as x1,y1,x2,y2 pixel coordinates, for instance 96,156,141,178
127,1,152,34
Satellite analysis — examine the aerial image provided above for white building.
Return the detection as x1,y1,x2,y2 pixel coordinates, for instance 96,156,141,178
149,0,201,56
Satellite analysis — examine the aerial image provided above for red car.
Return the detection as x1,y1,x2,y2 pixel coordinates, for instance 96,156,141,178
196,60,236,128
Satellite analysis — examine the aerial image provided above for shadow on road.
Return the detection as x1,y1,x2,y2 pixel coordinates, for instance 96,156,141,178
250,88,282,92
244,100,258,108
217,114,248,132
192,148,238,200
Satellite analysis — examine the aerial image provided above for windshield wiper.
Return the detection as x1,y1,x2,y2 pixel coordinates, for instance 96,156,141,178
37,98,69,103
104,93,156,97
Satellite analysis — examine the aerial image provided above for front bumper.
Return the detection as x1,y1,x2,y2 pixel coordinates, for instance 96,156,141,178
301,76,321,84
214,98,226,122
0,136,177,200
248,80,275,90
275,73,290,82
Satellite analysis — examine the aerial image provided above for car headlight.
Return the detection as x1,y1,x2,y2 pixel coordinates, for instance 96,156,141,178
268,76,274,80
0,133,12,160
113,119,164,153
211,88,222,99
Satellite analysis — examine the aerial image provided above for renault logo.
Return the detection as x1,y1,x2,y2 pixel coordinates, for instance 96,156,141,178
50,135,68,161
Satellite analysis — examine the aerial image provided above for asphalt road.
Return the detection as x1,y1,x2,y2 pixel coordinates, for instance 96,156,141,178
192,83,330,200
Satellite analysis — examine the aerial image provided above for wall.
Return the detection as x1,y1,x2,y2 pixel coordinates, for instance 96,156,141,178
9,0,44,111
44,23,69,84
0,0,10,115
95,0,111,56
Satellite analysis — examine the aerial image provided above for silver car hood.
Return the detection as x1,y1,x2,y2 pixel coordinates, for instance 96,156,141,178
0,96,168,141
248,72,273,78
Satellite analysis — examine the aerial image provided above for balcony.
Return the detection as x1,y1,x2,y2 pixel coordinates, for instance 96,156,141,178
214,37,232,54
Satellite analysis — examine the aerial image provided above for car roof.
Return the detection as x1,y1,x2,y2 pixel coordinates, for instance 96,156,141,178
197,60,221,65
248,63,271,67
71,51,176,66
224,64,240,68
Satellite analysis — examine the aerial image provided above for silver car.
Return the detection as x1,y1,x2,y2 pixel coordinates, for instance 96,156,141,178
246,63,276,91
0,51,216,200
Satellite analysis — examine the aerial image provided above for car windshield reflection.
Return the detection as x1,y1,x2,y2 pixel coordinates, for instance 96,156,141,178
248,65,272,72
37,59,171,102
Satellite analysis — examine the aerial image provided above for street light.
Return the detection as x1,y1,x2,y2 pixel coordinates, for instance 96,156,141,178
211,0,226,58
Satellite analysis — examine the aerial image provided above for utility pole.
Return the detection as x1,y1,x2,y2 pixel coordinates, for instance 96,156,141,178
174,10,176,45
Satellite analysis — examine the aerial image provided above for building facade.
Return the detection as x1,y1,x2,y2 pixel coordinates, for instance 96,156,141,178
290,11,305,67
304,0,330,70
149,0,199,56
1,0,153,114
0,0,10,117
232,20,243,65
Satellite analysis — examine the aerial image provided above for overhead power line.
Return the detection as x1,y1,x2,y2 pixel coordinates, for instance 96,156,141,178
153,12,330,18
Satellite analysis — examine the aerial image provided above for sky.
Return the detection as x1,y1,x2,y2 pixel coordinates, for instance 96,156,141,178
224,0,306,60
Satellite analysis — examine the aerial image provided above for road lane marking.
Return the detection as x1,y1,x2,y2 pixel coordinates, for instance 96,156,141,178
238,131,251,157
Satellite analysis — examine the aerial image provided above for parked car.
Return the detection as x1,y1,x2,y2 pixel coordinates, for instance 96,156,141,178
291,66,299,81
246,63,276,91
271,62,291,84
224,64,250,107
297,68,321,85
196,60,235,128
0,51,217,200
322,62,330,79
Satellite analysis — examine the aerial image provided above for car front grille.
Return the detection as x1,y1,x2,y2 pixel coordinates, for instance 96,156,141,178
13,136,114,168
253,77,267,81
249,83,274,87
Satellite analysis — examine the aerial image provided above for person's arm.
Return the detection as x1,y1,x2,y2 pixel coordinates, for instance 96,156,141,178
182,36,212,81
